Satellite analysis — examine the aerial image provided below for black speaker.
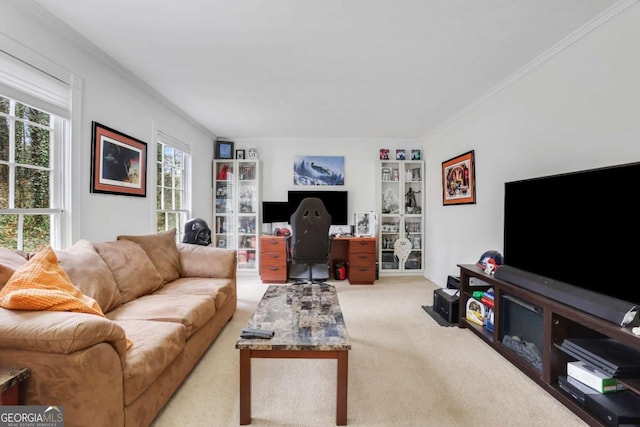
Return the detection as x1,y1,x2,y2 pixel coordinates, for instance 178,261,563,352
495,265,639,327
447,275,460,289
433,289,459,324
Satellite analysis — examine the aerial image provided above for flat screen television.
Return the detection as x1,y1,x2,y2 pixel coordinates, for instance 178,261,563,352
502,161,640,306
287,190,348,225
262,201,291,224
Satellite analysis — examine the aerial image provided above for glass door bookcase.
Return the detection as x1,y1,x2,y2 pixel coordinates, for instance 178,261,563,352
213,159,260,272
378,159,424,274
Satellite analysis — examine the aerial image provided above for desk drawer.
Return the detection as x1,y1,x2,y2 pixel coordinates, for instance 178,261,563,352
259,236,289,283
349,252,375,267
261,251,287,266
349,240,375,254
349,266,375,284
260,266,288,283
260,252,287,283
261,238,287,251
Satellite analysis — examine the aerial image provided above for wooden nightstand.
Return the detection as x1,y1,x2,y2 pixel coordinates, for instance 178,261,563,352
0,367,31,405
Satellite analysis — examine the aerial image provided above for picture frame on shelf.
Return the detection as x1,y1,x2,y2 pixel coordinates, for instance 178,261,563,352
215,139,234,159
442,150,476,205
354,211,377,237
396,149,406,160
411,149,421,160
90,121,147,197
380,148,390,160
236,149,246,159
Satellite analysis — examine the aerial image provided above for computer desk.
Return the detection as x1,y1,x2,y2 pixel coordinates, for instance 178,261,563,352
259,235,377,285
329,236,376,284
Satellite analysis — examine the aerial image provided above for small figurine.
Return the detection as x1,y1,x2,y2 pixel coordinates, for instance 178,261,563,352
405,187,421,213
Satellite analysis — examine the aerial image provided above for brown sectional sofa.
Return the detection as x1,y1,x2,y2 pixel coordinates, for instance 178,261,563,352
0,230,237,427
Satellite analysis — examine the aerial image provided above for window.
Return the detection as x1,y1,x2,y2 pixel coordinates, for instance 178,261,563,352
157,136,191,241
0,95,66,251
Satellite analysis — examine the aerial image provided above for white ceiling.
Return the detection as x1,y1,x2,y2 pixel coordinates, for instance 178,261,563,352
34,0,616,139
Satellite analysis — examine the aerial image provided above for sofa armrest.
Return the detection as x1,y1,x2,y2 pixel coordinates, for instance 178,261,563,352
177,243,237,279
0,308,128,365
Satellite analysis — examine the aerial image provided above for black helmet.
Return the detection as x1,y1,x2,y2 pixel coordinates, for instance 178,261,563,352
182,218,212,246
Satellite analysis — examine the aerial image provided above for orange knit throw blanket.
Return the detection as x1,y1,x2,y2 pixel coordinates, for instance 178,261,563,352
0,246,132,349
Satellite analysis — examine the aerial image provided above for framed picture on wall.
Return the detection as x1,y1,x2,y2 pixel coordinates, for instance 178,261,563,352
90,121,147,197
442,150,476,205
293,155,345,185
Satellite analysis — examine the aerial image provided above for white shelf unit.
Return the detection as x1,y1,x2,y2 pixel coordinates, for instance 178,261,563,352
377,160,424,274
213,159,260,272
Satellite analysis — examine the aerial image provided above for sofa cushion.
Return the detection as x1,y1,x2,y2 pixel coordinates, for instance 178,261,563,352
0,246,104,317
106,293,217,338
0,308,128,361
177,243,236,279
114,319,186,405
94,240,164,303
56,239,123,313
117,229,181,284
0,248,27,290
154,277,236,310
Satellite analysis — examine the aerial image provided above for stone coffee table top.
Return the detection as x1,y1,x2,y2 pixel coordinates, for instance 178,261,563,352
236,283,351,351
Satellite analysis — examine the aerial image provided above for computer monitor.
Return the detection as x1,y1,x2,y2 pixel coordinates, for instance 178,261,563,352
287,190,348,225
262,201,291,224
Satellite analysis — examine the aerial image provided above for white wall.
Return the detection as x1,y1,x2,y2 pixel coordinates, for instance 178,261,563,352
423,3,640,287
1,2,215,244
4,2,638,287
233,138,421,221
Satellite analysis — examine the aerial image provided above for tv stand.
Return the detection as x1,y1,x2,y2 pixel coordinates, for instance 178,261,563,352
458,264,640,426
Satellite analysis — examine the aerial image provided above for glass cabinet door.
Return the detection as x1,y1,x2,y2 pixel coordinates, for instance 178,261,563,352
378,159,424,273
380,160,401,272
237,161,258,269
214,160,235,249
403,160,423,271
213,159,261,272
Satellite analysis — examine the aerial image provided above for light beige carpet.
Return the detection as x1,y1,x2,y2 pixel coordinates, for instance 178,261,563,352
152,275,587,427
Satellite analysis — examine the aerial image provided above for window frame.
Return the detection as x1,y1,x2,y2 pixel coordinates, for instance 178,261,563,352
0,96,68,251
156,135,191,242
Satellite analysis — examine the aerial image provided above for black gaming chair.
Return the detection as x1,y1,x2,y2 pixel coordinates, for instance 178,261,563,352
289,197,332,284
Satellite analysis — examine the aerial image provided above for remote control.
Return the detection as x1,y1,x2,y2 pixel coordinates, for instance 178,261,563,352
241,327,274,339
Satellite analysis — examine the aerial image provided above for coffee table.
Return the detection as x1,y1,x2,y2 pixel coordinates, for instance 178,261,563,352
236,283,351,425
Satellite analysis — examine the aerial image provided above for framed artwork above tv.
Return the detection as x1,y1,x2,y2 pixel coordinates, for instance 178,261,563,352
293,155,344,186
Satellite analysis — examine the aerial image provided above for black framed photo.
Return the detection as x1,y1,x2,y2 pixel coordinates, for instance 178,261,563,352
215,139,234,159
90,121,147,197
236,149,246,159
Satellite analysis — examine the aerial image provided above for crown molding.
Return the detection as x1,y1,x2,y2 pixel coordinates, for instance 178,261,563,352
16,0,215,139
425,0,638,140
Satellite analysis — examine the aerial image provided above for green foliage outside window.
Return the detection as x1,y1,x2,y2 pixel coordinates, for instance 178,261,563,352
0,96,53,251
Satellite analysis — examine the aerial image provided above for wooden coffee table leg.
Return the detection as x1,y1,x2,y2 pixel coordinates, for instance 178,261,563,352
336,350,348,426
239,350,251,425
